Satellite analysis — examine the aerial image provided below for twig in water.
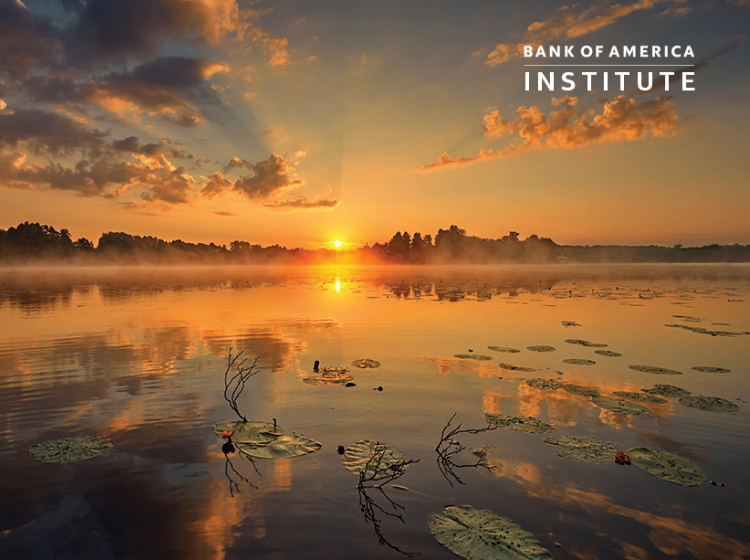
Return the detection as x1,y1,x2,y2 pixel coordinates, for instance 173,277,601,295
356,448,420,558
435,412,496,488
223,347,260,422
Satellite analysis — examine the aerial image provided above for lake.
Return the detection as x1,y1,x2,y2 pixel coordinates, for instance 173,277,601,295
0,264,748,560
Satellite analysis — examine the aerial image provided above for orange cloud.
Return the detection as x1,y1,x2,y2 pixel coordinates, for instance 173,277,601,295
416,95,680,172
485,0,683,67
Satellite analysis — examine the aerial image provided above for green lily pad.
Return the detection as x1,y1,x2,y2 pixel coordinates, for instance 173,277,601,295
595,350,622,358
455,354,493,361
484,414,554,433
487,346,521,354
213,421,283,444
497,363,537,372
342,440,408,477
627,447,706,487
563,359,596,365
543,436,617,463
525,378,563,391
564,339,608,348
29,436,113,464
563,384,600,397
238,434,322,459
691,366,731,373
351,359,381,369
642,384,691,398
629,365,683,375
678,396,739,413
614,391,667,404
429,505,552,560
527,346,556,352
591,396,652,415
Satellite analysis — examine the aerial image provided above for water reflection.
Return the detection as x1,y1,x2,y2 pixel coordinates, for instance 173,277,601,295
0,264,748,559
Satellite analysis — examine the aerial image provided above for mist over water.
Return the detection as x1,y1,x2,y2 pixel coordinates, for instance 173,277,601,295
0,264,748,559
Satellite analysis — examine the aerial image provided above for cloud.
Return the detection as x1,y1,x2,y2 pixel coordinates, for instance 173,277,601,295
637,36,746,94
0,108,107,156
0,0,60,79
232,153,303,200
416,95,680,172
63,0,242,63
485,0,681,67
263,198,339,210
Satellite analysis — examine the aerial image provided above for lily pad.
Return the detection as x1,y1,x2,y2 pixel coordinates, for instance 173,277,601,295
455,354,493,361
691,366,731,373
238,434,322,459
563,384,600,397
351,359,381,369
484,414,554,433
303,366,354,386
627,447,706,487
213,421,283,444
561,321,581,327
487,346,521,354
613,391,667,404
642,384,691,398
543,436,617,463
342,440,408,477
525,378,563,391
591,396,652,415
564,339,608,348
562,359,596,365
629,365,682,375
595,350,622,358
29,436,113,464
527,346,556,353
497,363,537,372
678,396,739,413
429,505,551,560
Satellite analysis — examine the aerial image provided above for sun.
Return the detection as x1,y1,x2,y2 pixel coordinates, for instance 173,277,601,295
331,240,345,249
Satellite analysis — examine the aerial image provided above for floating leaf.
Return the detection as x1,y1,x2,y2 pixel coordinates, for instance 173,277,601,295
564,339,608,348
561,321,581,327
665,324,749,337
351,359,381,369
527,346,556,352
455,354,493,361
642,384,691,398
563,384,600,397
303,366,354,386
342,440,407,477
678,396,739,413
591,396,653,415
595,350,622,358
691,366,731,373
214,421,283,444
525,378,563,391
487,346,520,354
614,391,667,404
238,434,322,459
497,363,537,372
429,505,552,560
485,414,554,433
628,447,706,487
29,436,113,464
563,359,596,365
543,436,617,463
629,365,682,375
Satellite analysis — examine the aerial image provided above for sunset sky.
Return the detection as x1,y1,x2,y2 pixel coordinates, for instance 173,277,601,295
0,0,748,248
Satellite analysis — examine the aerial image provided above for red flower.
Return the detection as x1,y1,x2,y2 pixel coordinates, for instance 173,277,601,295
614,451,631,465
221,430,235,439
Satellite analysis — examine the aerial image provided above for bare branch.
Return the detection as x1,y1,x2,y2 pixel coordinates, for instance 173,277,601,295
223,347,260,421
435,412,496,488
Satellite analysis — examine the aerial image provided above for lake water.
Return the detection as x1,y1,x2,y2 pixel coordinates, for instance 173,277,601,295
0,264,748,560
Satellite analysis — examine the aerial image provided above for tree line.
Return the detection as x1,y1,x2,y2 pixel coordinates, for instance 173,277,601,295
1,221,749,264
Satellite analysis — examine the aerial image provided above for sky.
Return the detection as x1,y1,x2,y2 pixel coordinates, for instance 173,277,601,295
0,0,748,248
